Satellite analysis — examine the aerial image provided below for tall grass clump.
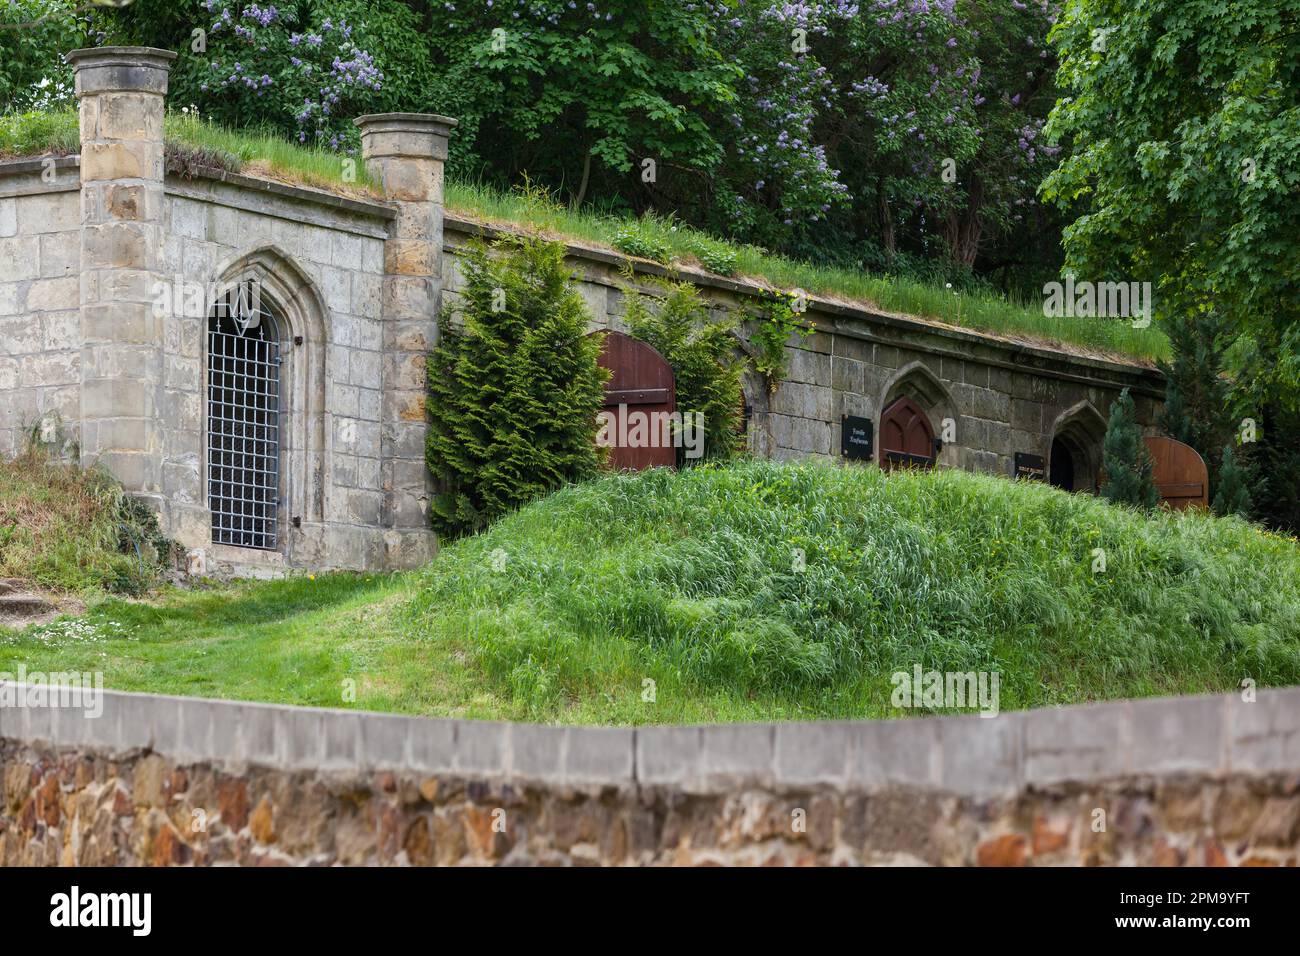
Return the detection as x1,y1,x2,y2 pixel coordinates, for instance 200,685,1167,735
0,445,171,595
401,458,1300,720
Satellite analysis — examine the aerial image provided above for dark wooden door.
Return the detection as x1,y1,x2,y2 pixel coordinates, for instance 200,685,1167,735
879,395,936,470
594,330,676,471
1144,436,1209,510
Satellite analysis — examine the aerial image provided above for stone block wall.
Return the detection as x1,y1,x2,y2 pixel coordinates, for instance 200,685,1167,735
1,47,1165,575
0,50,446,574
156,172,396,571
0,159,82,459
443,219,1164,481
2,685,1296,866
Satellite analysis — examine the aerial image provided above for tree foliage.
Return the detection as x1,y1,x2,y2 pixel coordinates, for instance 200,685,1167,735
624,278,746,465
1101,388,1158,509
1041,0,1300,407
1212,445,1253,518
75,0,1066,292
0,0,88,112
425,234,608,538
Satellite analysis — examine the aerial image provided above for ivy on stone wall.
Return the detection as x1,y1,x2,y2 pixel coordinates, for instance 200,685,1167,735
623,277,745,465
745,289,815,393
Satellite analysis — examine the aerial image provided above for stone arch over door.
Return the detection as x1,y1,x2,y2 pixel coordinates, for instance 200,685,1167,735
210,245,329,541
1047,400,1107,493
879,361,959,466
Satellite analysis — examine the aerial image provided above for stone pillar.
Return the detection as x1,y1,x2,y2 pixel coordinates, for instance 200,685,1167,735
70,47,176,517
355,112,457,566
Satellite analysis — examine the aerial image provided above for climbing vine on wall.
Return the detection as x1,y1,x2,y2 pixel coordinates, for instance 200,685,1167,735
746,289,814,392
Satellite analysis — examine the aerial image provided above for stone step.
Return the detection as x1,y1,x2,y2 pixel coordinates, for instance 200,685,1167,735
0,594,56,615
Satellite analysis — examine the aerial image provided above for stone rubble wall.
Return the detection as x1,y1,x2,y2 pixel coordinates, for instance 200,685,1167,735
2,685,1296,866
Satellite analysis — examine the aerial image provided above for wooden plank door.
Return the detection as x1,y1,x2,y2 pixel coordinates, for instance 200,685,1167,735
879,395,937,470
594,331,677,471
1144,436,1209,510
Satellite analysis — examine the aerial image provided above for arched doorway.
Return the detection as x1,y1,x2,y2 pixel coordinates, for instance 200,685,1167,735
1049,436,1075,490
879,395,937,470
207,281,283,550
1047,401,1107,494
878,361,958,468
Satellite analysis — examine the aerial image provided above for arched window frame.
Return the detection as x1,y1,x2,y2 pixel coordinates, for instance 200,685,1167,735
205,246,329,554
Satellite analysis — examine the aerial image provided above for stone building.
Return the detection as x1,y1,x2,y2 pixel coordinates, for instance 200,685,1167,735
0,48,1163,574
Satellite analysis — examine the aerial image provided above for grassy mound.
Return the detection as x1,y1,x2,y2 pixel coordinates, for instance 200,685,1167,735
0,449,170,595
399,458,1300,721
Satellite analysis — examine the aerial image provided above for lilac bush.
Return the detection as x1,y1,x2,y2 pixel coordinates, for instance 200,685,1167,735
186,0,383,149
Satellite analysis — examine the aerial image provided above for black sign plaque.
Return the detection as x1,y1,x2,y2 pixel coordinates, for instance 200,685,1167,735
1014,452,1046,481
841,415,874,460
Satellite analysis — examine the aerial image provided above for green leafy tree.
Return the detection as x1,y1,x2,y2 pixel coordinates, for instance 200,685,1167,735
0,0,89,111
1212,445,1254,518
624,277,745,465
1242,403,1300,533
1041,0,1300,408
1101,388,1158,509
426,1,738,207
426,234,608,538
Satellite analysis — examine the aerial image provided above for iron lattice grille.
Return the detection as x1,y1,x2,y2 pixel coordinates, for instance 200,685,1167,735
207,283,282,550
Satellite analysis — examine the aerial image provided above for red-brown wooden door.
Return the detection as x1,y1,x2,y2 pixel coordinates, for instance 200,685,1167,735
1144,436,1209,510
879,395,936,470
594,330,676,471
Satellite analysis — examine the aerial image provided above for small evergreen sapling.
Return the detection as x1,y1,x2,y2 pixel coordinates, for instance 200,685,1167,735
1212,445,1254,518
1100,388,1158,509
426,234,608,538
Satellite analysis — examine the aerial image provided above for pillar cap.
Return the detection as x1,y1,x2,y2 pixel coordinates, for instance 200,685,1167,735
355,113,457,161
66,47,178,96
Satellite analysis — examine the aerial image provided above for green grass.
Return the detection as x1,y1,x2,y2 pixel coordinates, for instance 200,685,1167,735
445,181,1170,362
0,109,1169,362
5,459,1296,724
0,448,168,596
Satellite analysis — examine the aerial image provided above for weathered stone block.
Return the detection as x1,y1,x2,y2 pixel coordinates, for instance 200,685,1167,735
0,236,40,281
16,192,78,234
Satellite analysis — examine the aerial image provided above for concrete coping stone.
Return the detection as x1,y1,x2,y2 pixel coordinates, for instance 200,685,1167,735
165,165,397,221
2,683,1297,797
355,112,460,132
0,156,81,178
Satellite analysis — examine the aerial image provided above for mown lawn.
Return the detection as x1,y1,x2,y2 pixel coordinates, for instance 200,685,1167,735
3,460,1297,724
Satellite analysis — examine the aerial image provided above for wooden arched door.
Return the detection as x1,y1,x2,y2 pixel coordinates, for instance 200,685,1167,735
1144,436,1209,510
593,331,677,471
879,395,937,470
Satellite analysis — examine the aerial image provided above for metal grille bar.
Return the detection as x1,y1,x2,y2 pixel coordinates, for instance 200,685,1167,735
207,282,282,550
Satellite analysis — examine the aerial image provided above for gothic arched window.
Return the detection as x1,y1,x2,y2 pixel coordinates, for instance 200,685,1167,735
207,281,283,550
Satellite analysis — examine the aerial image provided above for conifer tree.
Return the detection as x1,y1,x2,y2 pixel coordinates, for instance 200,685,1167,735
426,235,608,537
1212,445,1253,518
624,278,745,465
1101,388,1159,509
1158,312,1232,489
